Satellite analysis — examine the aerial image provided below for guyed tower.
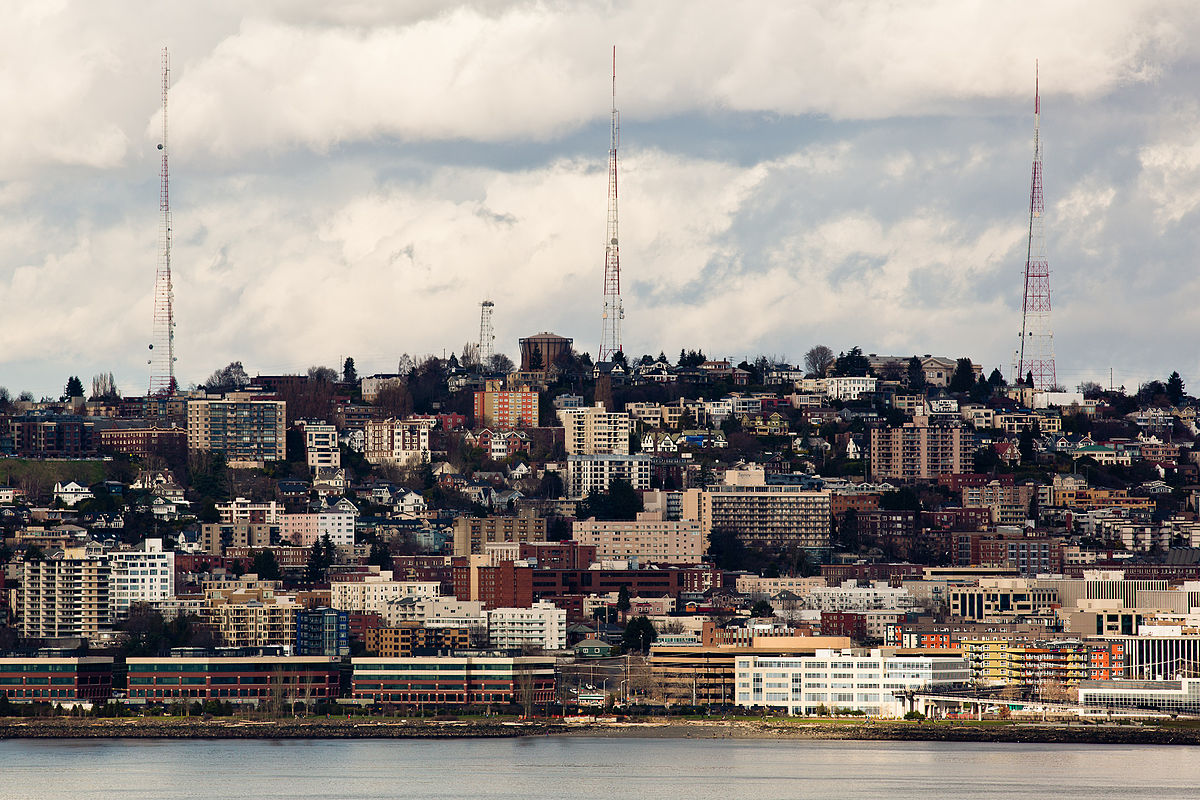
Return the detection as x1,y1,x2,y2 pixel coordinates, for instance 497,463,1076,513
149,47,177,395
1014,62,1056,389
598,46,624,363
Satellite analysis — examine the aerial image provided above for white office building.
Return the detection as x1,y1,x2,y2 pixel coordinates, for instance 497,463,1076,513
735,648,969,717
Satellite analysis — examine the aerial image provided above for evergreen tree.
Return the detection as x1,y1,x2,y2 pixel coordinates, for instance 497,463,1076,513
64,376,84,398
342,357,357,383
1167,371,1186,405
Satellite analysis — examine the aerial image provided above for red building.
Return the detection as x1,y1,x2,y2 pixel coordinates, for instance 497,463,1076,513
0,657,113,703
97,425,187,459
126,655,340,705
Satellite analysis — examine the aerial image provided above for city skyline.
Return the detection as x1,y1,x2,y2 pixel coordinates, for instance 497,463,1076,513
2,2,1199,397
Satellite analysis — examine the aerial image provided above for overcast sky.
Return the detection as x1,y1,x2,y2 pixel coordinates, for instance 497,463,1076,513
2,1,1198,399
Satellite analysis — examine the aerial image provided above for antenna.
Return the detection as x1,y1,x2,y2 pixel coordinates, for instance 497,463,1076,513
478,299,495,372
598,45,624,363
1014,60,1056,390
149,47,177,396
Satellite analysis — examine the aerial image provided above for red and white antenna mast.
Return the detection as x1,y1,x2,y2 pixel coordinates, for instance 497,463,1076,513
1014,61,1056,390
149,47,177,396
598,46,624,363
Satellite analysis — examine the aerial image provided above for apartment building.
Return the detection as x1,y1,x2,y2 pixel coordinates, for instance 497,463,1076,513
201,585,299,648
17,543,110,642
216,498,283,525
200,523,278,555
97,425,187,459
108,538,175,619
487,600,567,650
869,417,974,482
473,380,539,429
365,623,471,657
299,420,341,469
572,511,704,564
331,573,441,614
279,510,356,548
565,454,653,499
558,403,632,455
187,397,287,464
682,467,831,552
452,512,547,556
295,607,350,656
364,417,435,467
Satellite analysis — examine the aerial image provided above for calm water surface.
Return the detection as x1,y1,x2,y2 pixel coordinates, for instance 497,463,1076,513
3,736,1197,799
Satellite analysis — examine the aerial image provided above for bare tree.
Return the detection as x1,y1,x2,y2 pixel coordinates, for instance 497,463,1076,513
375,382,414,418
460,342,480,370
804,346,835,378
90,372,120,401
307,365,338,383
203,361,250,393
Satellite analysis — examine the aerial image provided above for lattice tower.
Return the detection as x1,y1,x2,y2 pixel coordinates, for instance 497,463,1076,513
598,46,624,363
1015,62,1056,389
149,47,177,395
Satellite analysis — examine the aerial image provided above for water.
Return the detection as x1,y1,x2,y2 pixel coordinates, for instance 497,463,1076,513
2,736,1197,799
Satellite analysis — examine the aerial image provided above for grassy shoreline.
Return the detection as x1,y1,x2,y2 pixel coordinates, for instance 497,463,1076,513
3,716,1200,745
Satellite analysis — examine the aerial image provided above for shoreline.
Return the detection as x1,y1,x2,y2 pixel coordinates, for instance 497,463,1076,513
3,717,1200,745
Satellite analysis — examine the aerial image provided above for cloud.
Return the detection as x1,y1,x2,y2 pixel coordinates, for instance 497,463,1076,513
4,1,1200,399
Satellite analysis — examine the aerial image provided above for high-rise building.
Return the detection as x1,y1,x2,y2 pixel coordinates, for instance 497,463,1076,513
109,539,175,619
868,417,974,482
558,403,631,455
452,512,547,556
682,468,831,553
17,544,110,642
473,379,539,429
187,397,286,464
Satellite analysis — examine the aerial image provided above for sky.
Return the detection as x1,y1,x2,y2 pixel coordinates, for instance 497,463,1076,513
2,1,1199,399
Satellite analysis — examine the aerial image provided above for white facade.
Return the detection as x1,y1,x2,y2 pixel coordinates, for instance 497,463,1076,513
566,454,652,500
52,481,93,507
330,573,441,614
558,404,632,456
825,376,878,402
217,497,282,525
383,596,488,636
364,418,435,466
488,600,567,651
278,510,355,547
800,582,918,612
109,538,175,618
735,648,969,717
301,421,341,470
572,511,703,564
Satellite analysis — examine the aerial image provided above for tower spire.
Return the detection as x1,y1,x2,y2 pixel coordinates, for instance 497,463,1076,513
149,46,177,395
1015,60,1055,390
598,45,623,363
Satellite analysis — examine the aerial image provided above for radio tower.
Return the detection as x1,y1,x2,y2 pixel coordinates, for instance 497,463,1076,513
149,47,177,395
478,299,495,371
1015,62,1056,390
598,46,624,363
